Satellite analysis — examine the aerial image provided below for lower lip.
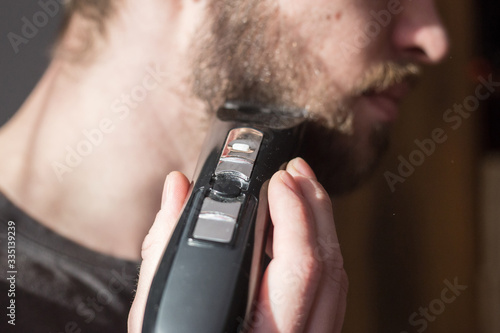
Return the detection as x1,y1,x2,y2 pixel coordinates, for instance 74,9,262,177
362,94,400,122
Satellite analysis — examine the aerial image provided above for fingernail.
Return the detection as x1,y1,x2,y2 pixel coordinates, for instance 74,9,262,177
279,171,300,194
161,173,171,208
290,157,317,180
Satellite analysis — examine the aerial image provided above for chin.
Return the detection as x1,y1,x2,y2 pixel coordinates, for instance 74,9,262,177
299,118,390,196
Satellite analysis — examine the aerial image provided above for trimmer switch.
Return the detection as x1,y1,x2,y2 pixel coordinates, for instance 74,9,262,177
215,128,264,181
192,198,242,243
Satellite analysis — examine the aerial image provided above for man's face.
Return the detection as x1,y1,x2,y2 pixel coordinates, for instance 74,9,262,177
192,0,448,194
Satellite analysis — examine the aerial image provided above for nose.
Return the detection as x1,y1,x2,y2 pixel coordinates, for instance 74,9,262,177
392,0,449,64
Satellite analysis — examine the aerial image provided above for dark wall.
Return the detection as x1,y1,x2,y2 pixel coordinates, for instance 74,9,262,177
0,1,63,125
478,0,500,151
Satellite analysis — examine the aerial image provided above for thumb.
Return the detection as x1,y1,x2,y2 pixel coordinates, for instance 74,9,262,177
128,171,190,333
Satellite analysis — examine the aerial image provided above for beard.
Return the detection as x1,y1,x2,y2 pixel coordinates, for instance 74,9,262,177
191,0,420,195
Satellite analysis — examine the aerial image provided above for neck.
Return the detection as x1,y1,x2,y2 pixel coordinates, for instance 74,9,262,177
0,3,209,260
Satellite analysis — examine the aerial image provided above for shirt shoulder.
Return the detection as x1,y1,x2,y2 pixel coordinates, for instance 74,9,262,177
0,192,140,332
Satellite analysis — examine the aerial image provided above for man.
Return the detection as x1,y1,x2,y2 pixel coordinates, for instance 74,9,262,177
0,0,448,332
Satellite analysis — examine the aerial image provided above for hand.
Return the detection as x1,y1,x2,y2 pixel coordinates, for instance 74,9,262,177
251,158,348,332
128,158,347,333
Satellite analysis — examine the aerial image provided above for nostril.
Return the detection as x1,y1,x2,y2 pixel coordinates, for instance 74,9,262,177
404,47,428,60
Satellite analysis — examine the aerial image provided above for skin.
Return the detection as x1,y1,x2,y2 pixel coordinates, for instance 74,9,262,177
0,0,448,332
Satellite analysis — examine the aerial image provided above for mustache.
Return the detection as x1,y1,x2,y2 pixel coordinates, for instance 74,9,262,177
309,62,421,133
354,62,421,96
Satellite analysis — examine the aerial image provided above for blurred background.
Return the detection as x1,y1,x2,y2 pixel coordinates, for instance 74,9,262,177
0,1,498,332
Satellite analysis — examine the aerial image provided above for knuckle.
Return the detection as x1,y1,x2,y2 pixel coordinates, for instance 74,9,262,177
140,233,155,260
297,254,323,284
324,259,347,290
140,231,164,261
327,247,344,267
315,241,347,289
314,236,342,264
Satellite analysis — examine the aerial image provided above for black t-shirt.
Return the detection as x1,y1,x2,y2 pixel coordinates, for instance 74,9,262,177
0,192,140,333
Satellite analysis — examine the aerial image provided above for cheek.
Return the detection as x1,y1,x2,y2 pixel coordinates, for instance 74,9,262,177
278,1,378,88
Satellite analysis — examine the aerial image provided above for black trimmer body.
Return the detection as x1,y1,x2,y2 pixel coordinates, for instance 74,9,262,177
142,102,306,333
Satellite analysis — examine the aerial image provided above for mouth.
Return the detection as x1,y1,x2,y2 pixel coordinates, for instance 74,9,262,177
360,82,411,122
